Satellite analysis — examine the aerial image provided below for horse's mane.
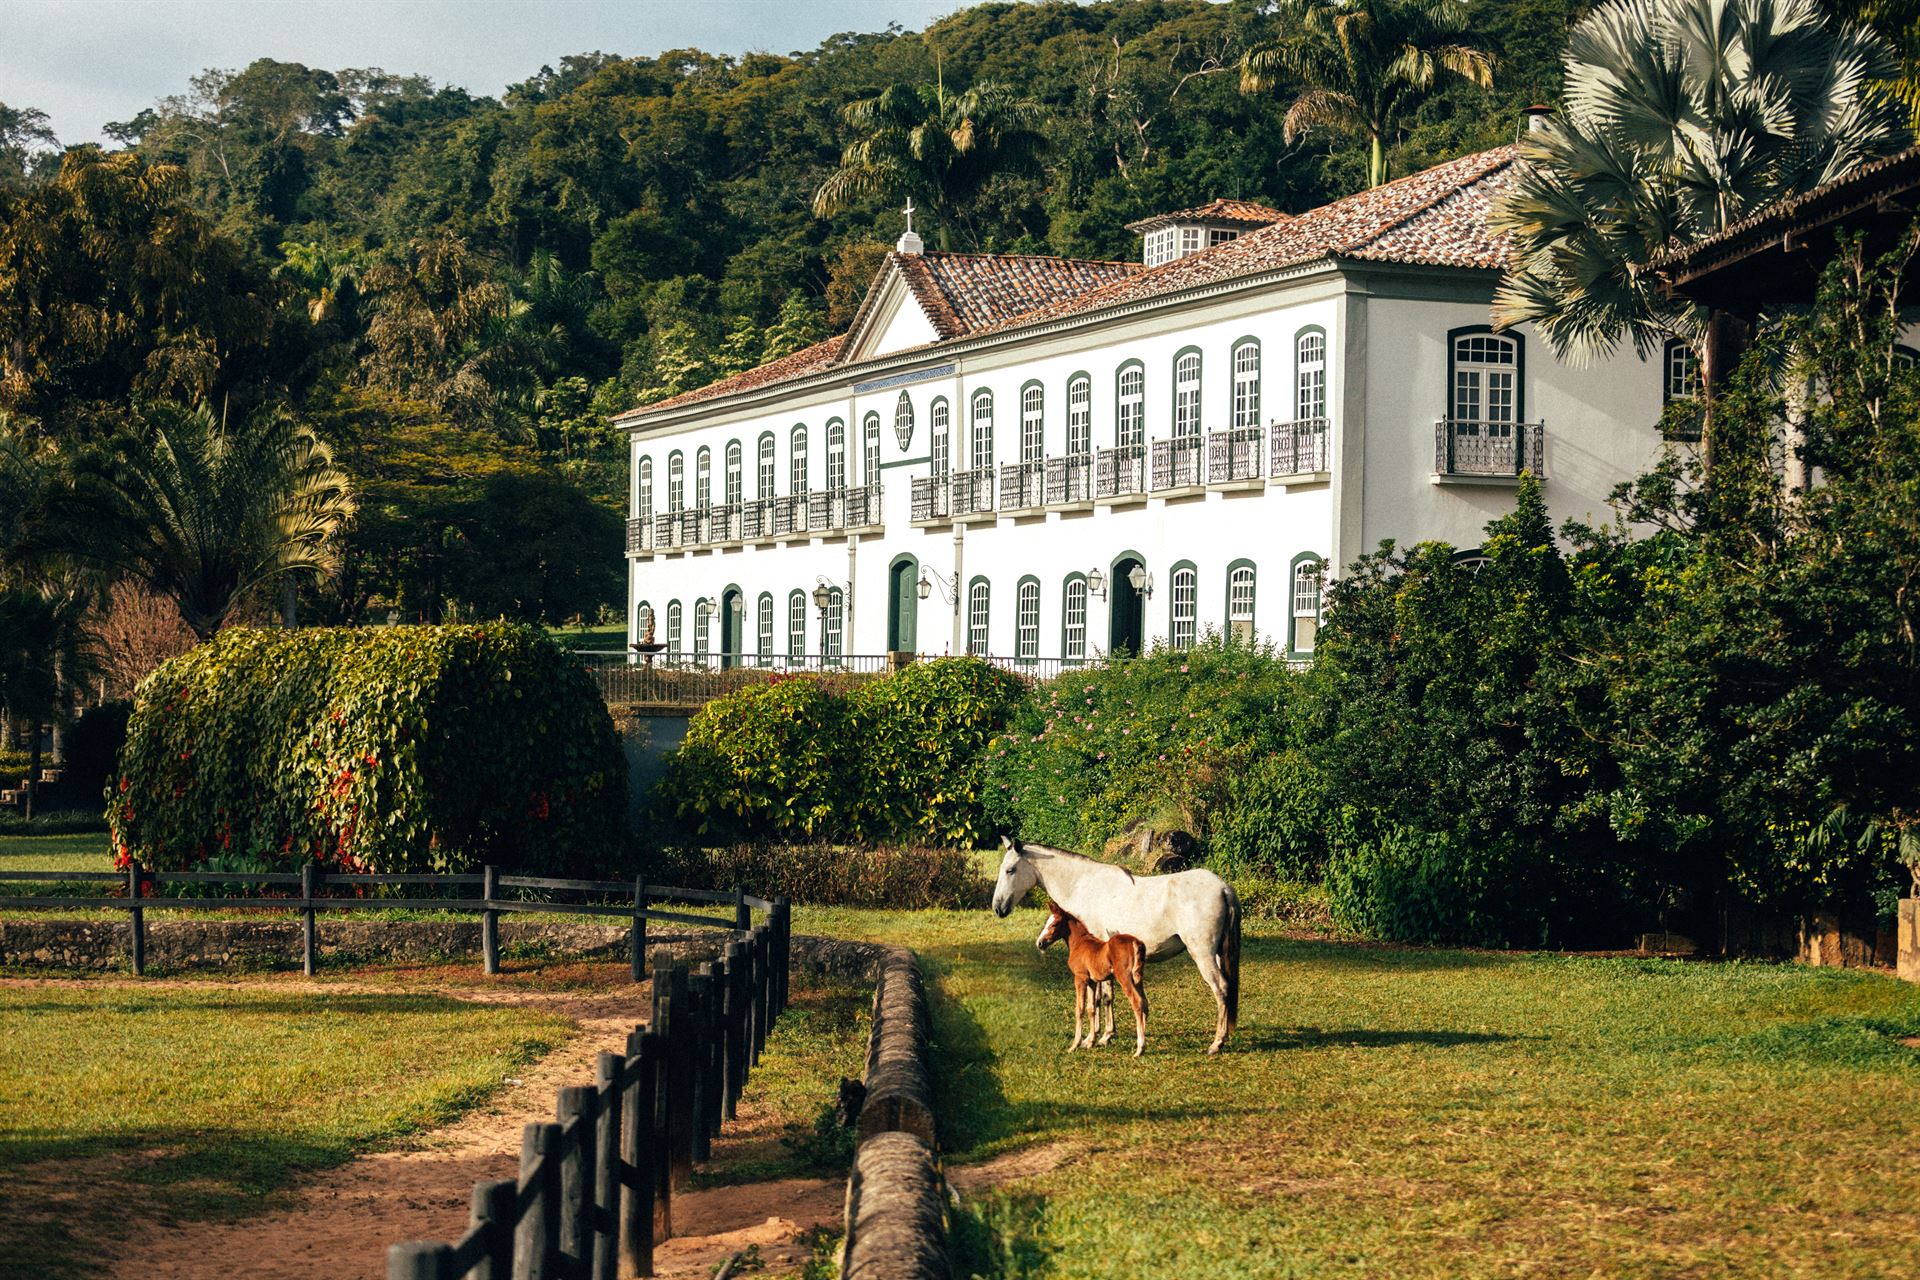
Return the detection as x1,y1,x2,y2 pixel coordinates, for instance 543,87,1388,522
1020,840,1134,881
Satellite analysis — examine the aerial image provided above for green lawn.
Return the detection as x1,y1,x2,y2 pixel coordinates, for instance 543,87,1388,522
0,831,111,878
0,979,569,1280
795,906,1920,1279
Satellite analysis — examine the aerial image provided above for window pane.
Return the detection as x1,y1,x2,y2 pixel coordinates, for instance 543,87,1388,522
791,429,808,491
971,392,994,470
1118,366,1144,448
1171,568,1197,650
1068,377,1091,456
863,413,880,487
932,400,949,476
758,437,774,497
1021,386,1043,463
1175,354,1201,439
1296,331,1326,421
757,596,773,665
1233,342,1260,429
968,583,990,656
1017,581,1039,660
788,593,805,657
1063,579,1087,660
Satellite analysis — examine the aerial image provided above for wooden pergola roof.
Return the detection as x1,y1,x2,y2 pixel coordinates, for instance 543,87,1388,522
1654,148,1920,316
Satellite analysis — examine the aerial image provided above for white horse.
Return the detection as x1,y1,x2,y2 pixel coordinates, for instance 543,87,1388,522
992,836,1240,1053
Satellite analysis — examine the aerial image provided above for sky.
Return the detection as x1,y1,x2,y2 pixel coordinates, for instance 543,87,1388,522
1,0,970,146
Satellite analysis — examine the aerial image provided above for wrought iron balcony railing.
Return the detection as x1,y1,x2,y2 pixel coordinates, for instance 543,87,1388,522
1207,427,1263,483
1151,436,1205,491
653,511,678,549
1095,443,1147,499
910,475,951,522
1271,417,1330,477
742,497,775,539
1046,453,1094,505
773,492,808,536
1434,419,1545,478
808,484,883,532
1000,460,1046,512
952,467,995,517
626,516,651,554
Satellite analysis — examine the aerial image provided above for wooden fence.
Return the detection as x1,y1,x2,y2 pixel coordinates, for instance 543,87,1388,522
387,919,791,1279
0,863,775,981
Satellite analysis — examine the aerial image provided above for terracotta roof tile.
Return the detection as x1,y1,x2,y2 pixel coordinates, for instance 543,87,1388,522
1125,198,1290,231
620,146,1521,420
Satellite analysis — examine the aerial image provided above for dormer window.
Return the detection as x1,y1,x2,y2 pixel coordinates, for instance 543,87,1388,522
1128,198,1287,267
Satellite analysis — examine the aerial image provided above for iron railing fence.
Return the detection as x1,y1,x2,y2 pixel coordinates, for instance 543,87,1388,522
625,518,650,555
952,467,995,517
1208,427,1264,482
1095,443,1147,498
910,475,951,522
1151,436,1205,491
1434,419,1545,478
999,460,1046,511
1271,417,1330,476
1046,453,1095,505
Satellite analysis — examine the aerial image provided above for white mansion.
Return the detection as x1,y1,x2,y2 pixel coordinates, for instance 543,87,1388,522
614,137,1686,666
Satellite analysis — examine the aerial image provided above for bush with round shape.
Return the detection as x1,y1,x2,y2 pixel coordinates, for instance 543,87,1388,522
110,623,626,873
656,676,855,843
848,657,1026,845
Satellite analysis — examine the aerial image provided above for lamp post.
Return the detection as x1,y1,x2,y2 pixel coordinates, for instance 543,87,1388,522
1128,564,1154,598
1087,567,1107,600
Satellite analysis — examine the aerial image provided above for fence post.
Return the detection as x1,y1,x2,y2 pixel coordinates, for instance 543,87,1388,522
514,1121,564,1280
127,859,144,977
468,1178,516,1280
752,923,770,1064
386,1241,453,1280
557,1086,595,1279
619,1027,658,1277
733,886,749,933
742,929,761,1073
592,1052,621,1280
301,861,319,977
684,971,712,1164
630,875,647,983
774,896,791,1014
481,864,500,976
644,1028,672,1248
721,942,744,1120
663,964,694,1190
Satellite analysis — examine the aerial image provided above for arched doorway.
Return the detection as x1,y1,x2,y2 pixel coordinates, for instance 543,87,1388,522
719,587,743,669
1109,553,1146,656
887,556,919,653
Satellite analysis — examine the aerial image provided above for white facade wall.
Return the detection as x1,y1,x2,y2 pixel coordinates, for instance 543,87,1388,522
623,263,1677,665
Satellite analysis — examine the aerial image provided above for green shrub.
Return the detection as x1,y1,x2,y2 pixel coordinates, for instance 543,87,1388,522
111,624,626,874
1324,825,1547,948
982,635,1297,852
847,657,1026,845
1211,748,1357,880
656,678,854,843
653,842,988,908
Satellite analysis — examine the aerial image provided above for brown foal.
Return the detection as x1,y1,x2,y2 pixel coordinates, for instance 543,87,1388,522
1036,901,1149,1056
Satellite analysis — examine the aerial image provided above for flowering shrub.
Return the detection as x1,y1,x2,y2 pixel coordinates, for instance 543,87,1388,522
847,657,1026,845
110,624,626,873
981,635,1298,852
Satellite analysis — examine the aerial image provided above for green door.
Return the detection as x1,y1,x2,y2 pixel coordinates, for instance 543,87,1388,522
720,589,742,668
888,561,918,653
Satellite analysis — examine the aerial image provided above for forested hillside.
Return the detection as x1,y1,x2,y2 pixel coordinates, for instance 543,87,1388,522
0,0,1576,628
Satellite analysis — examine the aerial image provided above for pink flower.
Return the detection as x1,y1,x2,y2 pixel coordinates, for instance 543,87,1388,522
1180,664,1189,673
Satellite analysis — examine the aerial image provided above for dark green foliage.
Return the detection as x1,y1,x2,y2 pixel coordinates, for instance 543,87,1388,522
1324,825,1544,946
651,841,988,909
109,623,625,873
1211,748,1353,880
847,657,1027,845
982,636,1297,852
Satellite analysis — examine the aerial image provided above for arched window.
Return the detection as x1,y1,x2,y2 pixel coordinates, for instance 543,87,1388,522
1170,563,1197,650
1291,557,1324,656
894,390,915,449
1663,339,1700,402
970,390,994,471
930,398,950,476
1173,351,1202,440
1227,562,1256,641
693,599,711,660
1067,374,1092,458
787,590,807,659
1295,328,1326,421
757,433,776,498
790,425,809,493
667,453,685,512
666,600,683,658
1116,362,1145,448
1450,329,1520,424
756,593,774,667
636,458,653,520
827,419,847,492
1232,340,1261,430
1016,577,1040,662
724,441,742,505
1020,383,1044,463
820,587,844,661
863,411,881,487
1062,575,1088,662
967,579,991,656
635,600,654,642
695,447,712,509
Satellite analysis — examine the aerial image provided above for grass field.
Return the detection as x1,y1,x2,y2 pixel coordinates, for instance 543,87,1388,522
0,830,111,878
796,906,1920,1279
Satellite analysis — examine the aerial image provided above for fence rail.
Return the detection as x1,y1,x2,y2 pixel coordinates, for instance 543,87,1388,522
388,903,792,1279
0,862,778,981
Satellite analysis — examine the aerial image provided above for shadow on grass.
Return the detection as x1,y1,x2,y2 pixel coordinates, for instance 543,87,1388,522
1231,1025,1525,1052
950,1189,1053,1280
920,954,1017,1155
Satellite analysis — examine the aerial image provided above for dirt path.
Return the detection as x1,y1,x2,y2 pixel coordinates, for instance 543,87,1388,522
60,972,846,1280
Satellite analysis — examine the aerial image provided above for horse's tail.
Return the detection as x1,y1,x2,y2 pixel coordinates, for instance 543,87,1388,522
1220,882,1241,1033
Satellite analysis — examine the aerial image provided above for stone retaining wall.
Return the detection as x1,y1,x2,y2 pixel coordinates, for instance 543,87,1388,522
841,946,948,1279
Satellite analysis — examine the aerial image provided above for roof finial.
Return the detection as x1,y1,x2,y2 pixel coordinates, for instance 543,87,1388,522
896,197,925,256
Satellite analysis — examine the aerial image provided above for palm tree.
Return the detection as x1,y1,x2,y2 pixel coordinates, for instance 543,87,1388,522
1241,0,1495,189
1491,0,1907,451
39,401,355,640
811,79,1049,249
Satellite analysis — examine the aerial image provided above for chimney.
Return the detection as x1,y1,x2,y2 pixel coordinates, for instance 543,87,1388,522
896,197,924,256
1522,105,1553,136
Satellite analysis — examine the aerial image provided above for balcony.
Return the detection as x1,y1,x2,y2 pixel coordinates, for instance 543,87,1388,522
952,467,996,519
1433,419,1544,482
1207,427,1263,486
1045,453,1094,506
1270,417,1330,481
999,460,1046,513
807,484,884,534
1151,436,1204,494
653,511,679,550
1095,443,1147,501
742,497,776,541
626,516,651,556
910,475,952,524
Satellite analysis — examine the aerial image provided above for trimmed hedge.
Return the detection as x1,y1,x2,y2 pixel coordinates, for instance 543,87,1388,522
110,623,626,873
847,658,1026,845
